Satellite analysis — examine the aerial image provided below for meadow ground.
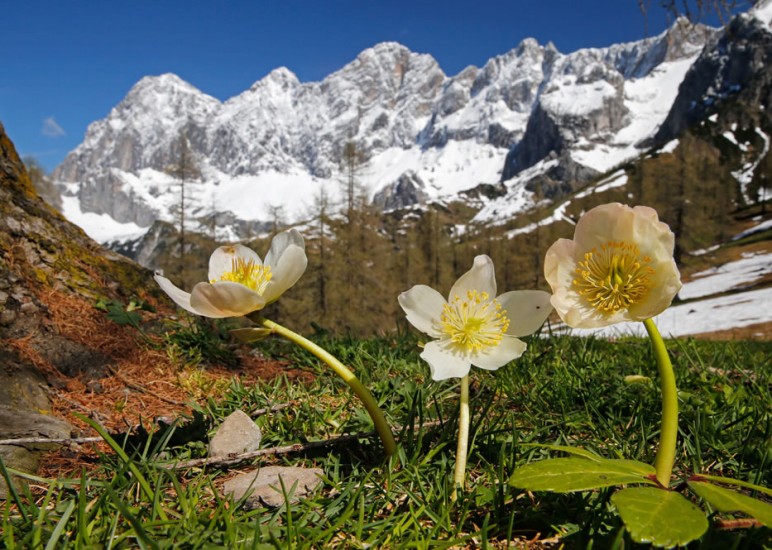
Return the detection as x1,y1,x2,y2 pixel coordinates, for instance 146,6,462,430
2,321,770,548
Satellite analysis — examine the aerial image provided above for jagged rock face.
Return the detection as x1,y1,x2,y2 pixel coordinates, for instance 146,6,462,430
51,21,723,242
503,20,715,193
655,11,772,143
372,171,429,211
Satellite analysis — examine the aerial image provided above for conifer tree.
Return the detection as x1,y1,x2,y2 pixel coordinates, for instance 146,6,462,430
166,130,201,284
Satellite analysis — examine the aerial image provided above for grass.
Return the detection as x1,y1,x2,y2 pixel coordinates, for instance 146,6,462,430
2,330,770,548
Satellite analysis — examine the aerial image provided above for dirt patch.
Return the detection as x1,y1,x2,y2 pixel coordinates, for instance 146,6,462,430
12,288,314,480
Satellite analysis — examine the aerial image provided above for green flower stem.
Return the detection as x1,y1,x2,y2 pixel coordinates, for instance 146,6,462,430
257,317,396,457
643,318,678,487
452,374,471,500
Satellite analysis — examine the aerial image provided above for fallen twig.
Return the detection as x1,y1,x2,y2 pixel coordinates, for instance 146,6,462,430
164,431,372,470
249,401,295,418
0,436,102,446
164,418,446,471
107,364,186,406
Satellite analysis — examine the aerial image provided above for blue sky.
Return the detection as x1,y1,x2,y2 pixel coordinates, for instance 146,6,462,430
1,1,732,172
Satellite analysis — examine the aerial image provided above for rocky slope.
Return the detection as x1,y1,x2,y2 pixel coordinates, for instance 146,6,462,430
0,122,166,496
52,18,718,244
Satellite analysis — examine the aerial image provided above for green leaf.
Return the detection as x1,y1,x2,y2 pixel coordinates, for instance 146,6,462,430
612,486,708,548
691,474,772,497
519,443,603,461
689,480,772,527
509,457,656,492
106,303,141,327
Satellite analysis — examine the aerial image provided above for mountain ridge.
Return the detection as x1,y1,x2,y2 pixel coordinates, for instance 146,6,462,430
52,13,769,246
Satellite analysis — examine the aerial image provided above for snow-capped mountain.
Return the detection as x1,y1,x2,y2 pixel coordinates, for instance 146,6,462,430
53,16,727,243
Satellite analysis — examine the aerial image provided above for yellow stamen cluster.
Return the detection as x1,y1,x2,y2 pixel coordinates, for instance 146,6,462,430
214,258,272,294
573,241,654,313
439,290,510,352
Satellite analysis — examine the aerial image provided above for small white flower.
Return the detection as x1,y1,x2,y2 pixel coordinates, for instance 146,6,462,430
398,255,552,380
544,203,682,328
154,228,307,318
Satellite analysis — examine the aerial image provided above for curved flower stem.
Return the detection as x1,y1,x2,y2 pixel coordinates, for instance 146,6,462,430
643,318,678,487
452,374,471,501
256,317,396,457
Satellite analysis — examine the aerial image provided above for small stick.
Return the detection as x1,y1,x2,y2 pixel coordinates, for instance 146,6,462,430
165,431,371,470
0,436,102,446
107,365,186,406
249,402,295,418
165,418,446,471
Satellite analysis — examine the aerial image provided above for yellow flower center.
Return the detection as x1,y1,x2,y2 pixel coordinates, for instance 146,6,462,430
573,241,654,313
213,258,272,294
439,290,510,352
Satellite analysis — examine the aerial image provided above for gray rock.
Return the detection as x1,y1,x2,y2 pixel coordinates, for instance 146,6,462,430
222,465,324,509
208,410,262,458
0,405,73,499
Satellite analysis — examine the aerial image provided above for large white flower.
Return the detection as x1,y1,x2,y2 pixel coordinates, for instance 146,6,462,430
544,203,682,328
398,255,552,380
154,228,307,318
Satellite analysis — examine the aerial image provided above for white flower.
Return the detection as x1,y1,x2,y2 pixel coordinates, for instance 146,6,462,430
154,228,307,318
398,255,553,380
544,203,682,328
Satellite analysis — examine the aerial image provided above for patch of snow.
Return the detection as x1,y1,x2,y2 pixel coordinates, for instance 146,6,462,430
571,56,698,174
680,252,772,299
733,218,772,240
60,196,147,243
574,170,628,199
690,244,720,256
659,139,680,154
555,286,772,338
541,77,617,117
722,131,739,146
751,0,772,27
369,142,509,198
731,127,770,201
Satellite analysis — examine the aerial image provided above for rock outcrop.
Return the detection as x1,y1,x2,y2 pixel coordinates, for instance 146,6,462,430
0,122,163,497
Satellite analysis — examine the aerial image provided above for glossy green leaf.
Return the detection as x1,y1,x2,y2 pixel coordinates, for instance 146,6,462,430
519,443,603,461
612,486,708,548
691,474,772,497
509,457,655,492
689,480,772,527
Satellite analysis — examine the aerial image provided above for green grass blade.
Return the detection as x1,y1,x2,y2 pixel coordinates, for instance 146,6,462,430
105,486,159,550
44,499,76,550
74,412,168,522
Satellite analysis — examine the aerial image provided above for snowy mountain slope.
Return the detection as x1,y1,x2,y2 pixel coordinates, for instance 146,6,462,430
52,20,719,243
477,5,772,225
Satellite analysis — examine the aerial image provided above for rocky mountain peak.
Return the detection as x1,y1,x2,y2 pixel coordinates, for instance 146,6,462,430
53,14,758,245
248,67,301,92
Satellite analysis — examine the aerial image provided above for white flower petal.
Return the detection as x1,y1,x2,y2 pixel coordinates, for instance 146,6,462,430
545,203,681,328
264,228,305,268
398,285,446,338
420,340,472,380
154,274,195,314
261,244,308,303
189,282,266,318
448,255,496,301
208,244,262,282
471,336,527,371
497,290,553,337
